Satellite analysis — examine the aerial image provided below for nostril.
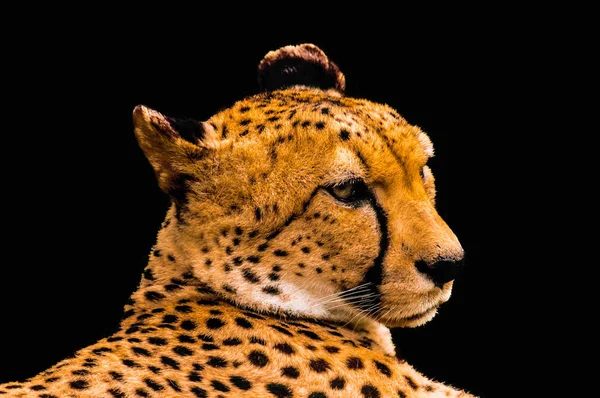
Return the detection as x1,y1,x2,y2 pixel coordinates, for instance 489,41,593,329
415,258,465,287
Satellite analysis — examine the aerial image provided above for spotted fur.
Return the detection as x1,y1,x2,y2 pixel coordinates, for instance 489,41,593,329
0,44,476,397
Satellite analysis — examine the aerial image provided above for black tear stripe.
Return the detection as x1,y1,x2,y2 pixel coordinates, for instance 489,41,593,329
355,195,389,312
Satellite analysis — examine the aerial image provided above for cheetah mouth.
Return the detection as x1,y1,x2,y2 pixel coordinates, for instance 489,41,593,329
400,306,438,321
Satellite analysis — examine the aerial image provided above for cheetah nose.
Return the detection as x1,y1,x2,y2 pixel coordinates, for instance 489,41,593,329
415,258,465,287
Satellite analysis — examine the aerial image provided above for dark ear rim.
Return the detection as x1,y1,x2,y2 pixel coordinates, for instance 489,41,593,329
133,105,208,145
132,105,208,195
257,43,346,92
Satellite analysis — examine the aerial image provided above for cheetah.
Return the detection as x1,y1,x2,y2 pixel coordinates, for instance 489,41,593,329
0,44,477,397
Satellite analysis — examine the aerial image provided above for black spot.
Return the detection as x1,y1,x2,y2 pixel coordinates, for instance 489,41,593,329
223,284,236,293
374,360,392,377
316,267,323,273
321,107,330,115
143,269,155,280
240,106,251,113
188,371,203,382
193,363,205,371
324,346,340,354
165,283,183,291
108,388,126,398
135,388,149,397
240,119,251,126
242,268,260,283
262,285,281,295
211,380,230,392
223,337,242,346
247,255,261,263
191,386,207,397
268,272,280,281
230,376,252,390
144,291,165,301
248,350,269,367
207,356,228,368
328,330,343,337
347,357,364,369
297,330,322,340
266,383,293,398
342,339,357,347
249,336,266,345
309,358,331,373
107,336,123,342
30,385,46,391
235,226,244,235
233,237,241,246
425,385,436,392
153,249,161,257
255,207,262,220
69,380,89,390
136,313,152,321
295,272,303,277
151,308,165,313
315,121,326,130
204,258,213,266
404,376,419,390
206,318,226,329
147,337,166,348
162,314,178,324
361,385,381,398
148,366,161,374
167,254,176,262
281,366,300,378
144,378,164,391
132,347,151,356
273,342,295,355
197,299,220,306
161,356,180,369
339,129,350,140
181,320,197,330
199,342,219,350
158,324,176,330
233,257,244,266
122,359,141,368
272,265,282,272
301,246,311,253
302,120,311,128
226,246,233,255
232,360,243,368
190,333,209,343
109,371,124,381
234,317,253,329
330,377,346,390
308,393,327,398
92,347,113,355
167,379,182,392
173,346,193,356
249,230,259,238
45,377,60,383
269,325,293,337
274,249,288,256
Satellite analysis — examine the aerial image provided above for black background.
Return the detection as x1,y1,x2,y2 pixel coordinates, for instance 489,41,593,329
1,12,551,398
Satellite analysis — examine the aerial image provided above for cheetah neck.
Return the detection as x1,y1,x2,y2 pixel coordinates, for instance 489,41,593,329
123,208,397,357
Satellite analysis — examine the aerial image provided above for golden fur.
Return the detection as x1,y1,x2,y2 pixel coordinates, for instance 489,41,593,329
0,44,474,397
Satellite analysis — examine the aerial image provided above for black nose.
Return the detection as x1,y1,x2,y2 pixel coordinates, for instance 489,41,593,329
415,258,465,287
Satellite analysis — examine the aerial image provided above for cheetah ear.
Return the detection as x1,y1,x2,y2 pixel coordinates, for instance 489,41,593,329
258,43,345,92
132,105,214,194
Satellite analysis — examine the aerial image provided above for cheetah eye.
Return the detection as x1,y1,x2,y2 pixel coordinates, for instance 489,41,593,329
326,179,370,204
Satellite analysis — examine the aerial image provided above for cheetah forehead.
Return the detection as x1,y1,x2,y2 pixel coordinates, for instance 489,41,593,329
205,88,433,159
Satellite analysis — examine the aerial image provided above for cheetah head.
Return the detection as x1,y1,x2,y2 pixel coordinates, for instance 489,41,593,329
133,44,464,328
